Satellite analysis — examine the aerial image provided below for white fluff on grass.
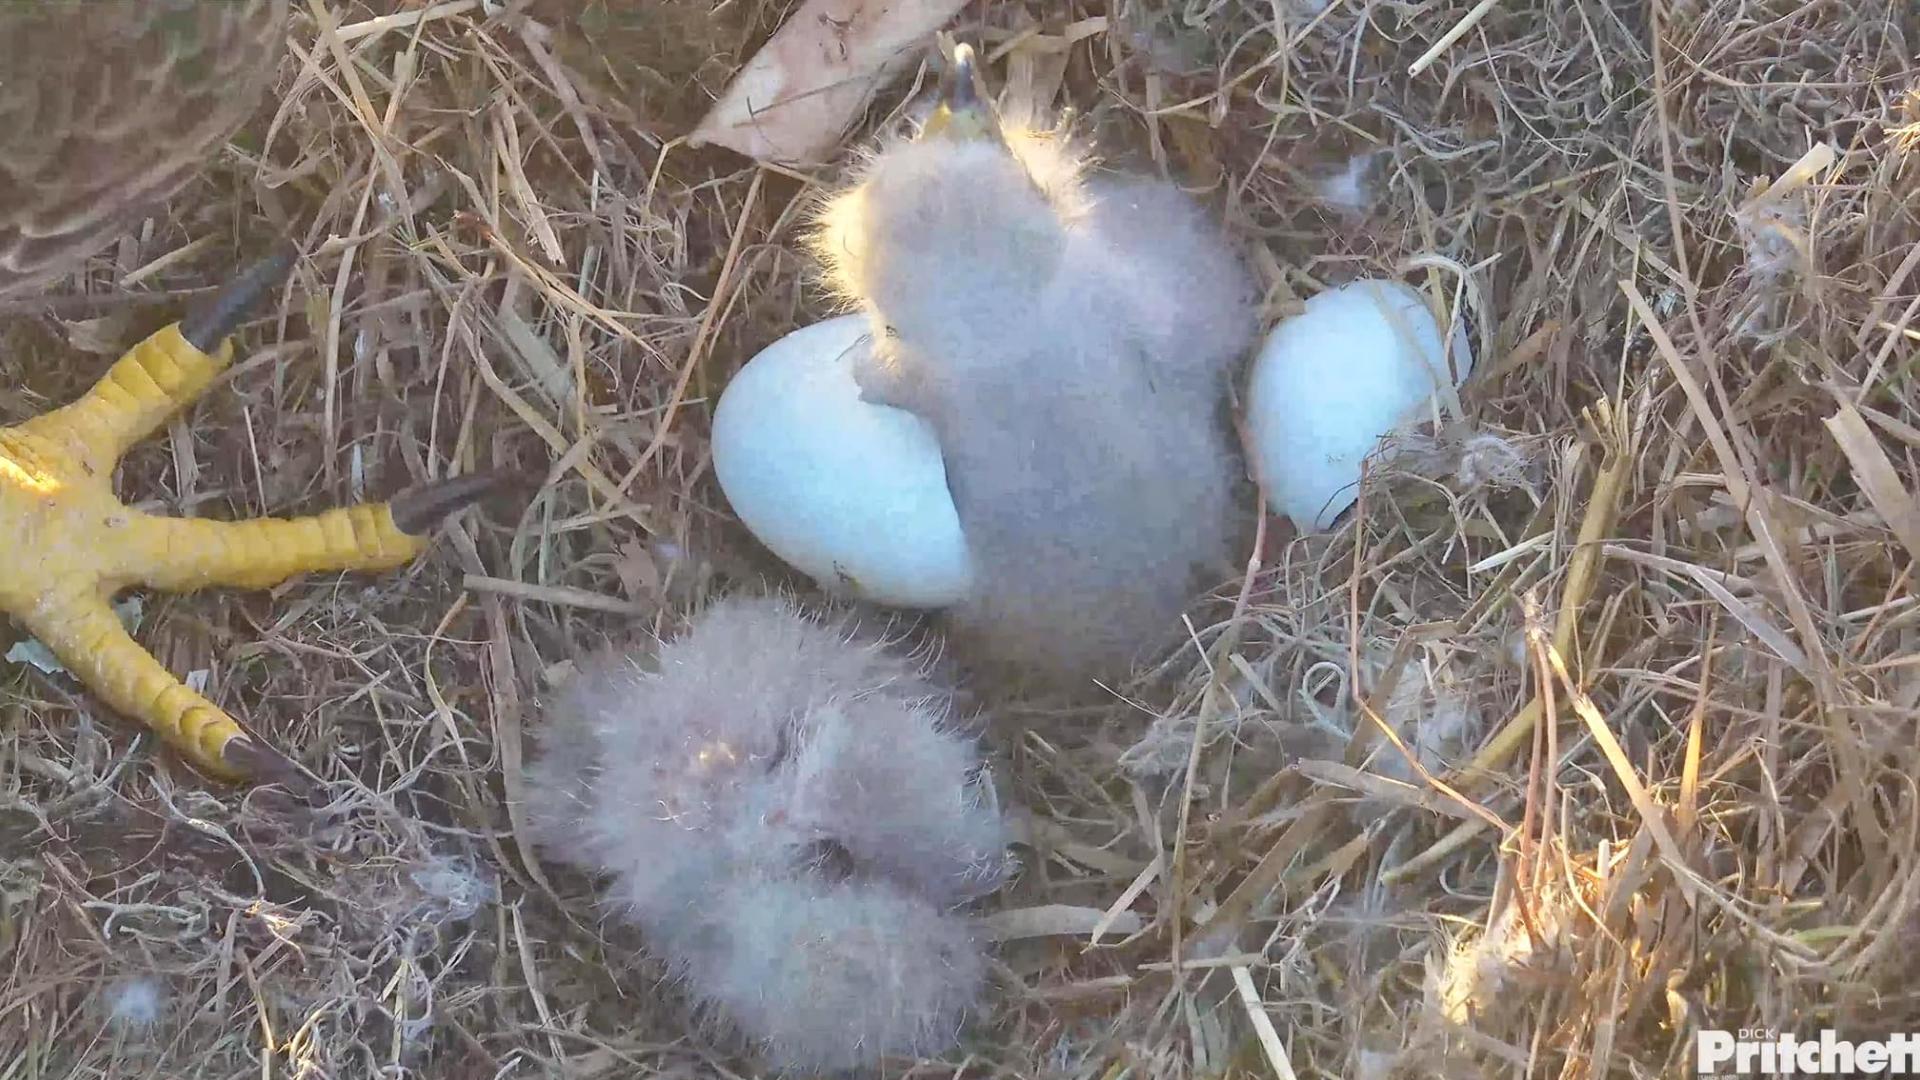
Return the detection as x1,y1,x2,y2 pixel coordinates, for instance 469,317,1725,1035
813,124,1256,684
405,852,498,927
522,595,1010,1073
100,975,167,1031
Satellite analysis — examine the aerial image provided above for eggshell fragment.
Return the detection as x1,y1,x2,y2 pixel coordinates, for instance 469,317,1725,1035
713,315,973,608
1246,279,1474,531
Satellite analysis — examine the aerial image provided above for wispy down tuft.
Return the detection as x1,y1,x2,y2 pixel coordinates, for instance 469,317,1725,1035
523,595,1011,1073
812,118,1257,685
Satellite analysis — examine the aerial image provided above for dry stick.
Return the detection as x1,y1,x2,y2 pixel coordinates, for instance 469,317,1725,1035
1230,965,1301,1080
1169,500,1269,980
445,518,564,906
1290,761,1487,820
1191,793,1339,949
515,18,612,183
510,901,570,1067
1570,197,1686,291
462,574,649,616
1624,279,1866,835
1642,0,1786,685
470,216,670,368
238,947,276,1080
1518,589,1551,896
304,0,416,481
491,100,564,264
1619,283,1749,504
1511,589,1562,947
1645,0,1700,310
1539,629,1698,905
334,0,480,43
1676,613,1719,842
418,593,494,804
1825,399,1920,566
621,167,767,488
1380,398,1631,886
1647,0,1752,473
1541,589,1563,888
1345,472,1371,777
1464,398,1630,778
1407,0,1501,76
320,178,379,487
1852,222,1920,392
462,315,653,530
119,233,219,288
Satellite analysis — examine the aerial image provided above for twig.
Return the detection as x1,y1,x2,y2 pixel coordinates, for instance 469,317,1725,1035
1408,0,1501,76
1230,965,1300,1080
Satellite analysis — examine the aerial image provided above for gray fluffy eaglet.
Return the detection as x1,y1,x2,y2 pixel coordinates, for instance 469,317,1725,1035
522,595,1010,1074
812,44,1258,685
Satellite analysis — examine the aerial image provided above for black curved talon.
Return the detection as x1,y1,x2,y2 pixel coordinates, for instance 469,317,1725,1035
221,735,312,795
180,241,301,353
389,471,532,535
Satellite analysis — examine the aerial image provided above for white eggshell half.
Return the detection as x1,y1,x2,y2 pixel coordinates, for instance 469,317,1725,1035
713,314,972,609
1247,279,1474,531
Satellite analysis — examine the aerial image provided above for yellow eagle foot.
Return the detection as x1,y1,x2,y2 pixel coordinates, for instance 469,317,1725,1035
1,247,513,783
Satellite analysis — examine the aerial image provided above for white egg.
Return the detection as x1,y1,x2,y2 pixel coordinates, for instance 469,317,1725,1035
1246,279,1474,531
712,315,973,608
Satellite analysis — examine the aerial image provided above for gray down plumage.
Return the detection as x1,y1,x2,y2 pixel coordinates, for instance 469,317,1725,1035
812,112,1257,685
521,595,1011,1074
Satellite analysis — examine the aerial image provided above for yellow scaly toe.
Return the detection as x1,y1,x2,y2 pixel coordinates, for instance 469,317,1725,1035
0,248,515,782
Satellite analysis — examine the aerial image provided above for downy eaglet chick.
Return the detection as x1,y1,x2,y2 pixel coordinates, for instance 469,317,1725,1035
812,45,1258,685
522,595,1011,1074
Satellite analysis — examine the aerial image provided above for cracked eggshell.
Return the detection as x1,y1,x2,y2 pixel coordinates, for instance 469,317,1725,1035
1247,279,1474,531
713,315,972,609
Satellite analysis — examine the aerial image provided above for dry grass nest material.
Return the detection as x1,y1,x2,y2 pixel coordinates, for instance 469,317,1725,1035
1,1,1917,1076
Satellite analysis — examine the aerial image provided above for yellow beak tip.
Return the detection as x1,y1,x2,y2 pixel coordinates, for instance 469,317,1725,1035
924,42,995,142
